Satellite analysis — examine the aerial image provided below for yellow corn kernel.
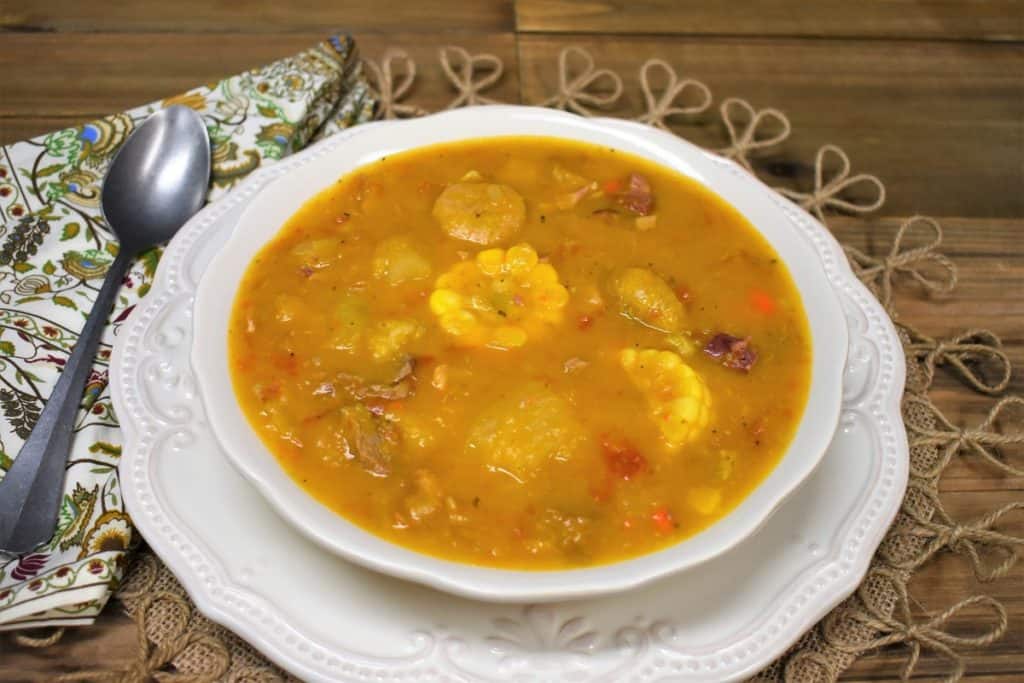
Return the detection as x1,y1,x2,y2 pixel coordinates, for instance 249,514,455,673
505,243,538,272
476,248,506,275
688,486,722,516
429,289,463,315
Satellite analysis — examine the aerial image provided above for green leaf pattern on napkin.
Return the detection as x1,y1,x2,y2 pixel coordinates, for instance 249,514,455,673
0,34,376,629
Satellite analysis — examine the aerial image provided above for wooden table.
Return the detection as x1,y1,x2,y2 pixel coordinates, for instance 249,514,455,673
1,2,1021,680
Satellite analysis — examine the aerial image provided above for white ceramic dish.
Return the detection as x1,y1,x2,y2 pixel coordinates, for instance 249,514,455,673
110,136,907,681
190,106,849,602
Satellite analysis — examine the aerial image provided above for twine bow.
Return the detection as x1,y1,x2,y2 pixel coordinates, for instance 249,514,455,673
717,97,790,170
49,590,229,682
439,46,504,108
633,59,711,130
777,144,885,222
844,215,957,309
13,627,65,648
905,393,1024,479
904,325,1012,395
886,481,1023,581
826,569,1007,683
362,48,426,120
541,46,623,116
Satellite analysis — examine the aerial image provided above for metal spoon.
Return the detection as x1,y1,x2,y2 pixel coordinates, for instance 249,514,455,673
0,105,210,554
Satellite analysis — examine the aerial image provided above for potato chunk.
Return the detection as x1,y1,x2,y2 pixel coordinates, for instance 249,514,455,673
367,319,424,361
432,182,526,245
620,348,711,449
372,236,432,285
609,267,684,333
466,383,585,481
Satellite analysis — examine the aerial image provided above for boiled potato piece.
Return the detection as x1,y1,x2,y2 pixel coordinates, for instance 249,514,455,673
432,182,526,245
466,383,585,481
609,267,684,333
620,348,711,449
372,236,432,285
367,319,424,361
329,293,368,352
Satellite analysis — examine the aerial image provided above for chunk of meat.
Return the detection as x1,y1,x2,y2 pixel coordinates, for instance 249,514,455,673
704,333,758,372
615,173,654,216
404,469,444,522
609,267,684,333
337,356,416,401
338,404,401,477
432,182,526,245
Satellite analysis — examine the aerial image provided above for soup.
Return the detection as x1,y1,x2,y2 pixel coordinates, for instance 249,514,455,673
228,136,811,569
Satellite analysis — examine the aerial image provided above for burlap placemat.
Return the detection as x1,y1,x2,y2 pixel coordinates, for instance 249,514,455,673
9,43,1022,682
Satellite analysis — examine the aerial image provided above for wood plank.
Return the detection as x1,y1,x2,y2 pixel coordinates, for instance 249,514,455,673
0,32,520,146
0,608,137,680
517,35,1024,219
517,0,1024,41
0,0,514,33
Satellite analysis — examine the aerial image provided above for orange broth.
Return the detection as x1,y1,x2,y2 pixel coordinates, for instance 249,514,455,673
228,136,811,569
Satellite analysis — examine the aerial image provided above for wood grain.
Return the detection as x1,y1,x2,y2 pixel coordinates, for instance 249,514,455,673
516,35,1024,219
0,1,1021,680
0,0,515,33
517,0,1024,41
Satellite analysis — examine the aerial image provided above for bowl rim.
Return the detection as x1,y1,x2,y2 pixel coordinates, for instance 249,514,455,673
191,105,849,602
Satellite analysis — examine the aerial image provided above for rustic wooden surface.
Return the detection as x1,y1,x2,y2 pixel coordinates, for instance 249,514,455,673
0,1,1022,680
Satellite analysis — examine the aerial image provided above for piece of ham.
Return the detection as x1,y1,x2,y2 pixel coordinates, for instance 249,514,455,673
616,173,654,216
704,333,758,372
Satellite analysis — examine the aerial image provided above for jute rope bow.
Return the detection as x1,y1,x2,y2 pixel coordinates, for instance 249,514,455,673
13,627,65,647
541,46,623,116
886,481,1024,581
905,393,1024,479
777,144,885,222
52,590,230,682
717,97,791,171
844,215,957,310
439,46,504,108
904,325,1012,395
825,569,1008,683
362,48,426,120
633,59,711,130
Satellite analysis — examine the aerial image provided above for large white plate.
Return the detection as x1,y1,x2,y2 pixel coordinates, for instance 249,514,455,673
111,119,908,682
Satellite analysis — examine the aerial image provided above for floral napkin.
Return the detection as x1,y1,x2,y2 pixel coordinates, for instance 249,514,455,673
0,34,376,630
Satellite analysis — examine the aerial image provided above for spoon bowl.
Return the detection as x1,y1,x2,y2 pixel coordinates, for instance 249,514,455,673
0,105,211,554
102,105,211,250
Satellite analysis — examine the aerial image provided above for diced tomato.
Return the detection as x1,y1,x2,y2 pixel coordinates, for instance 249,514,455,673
578,314,594,330
750,289,777,314
601,436,648,480
602,178,624,194
651,506,675,534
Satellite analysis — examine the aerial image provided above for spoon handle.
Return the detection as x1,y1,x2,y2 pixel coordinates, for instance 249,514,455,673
0,251,133,554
